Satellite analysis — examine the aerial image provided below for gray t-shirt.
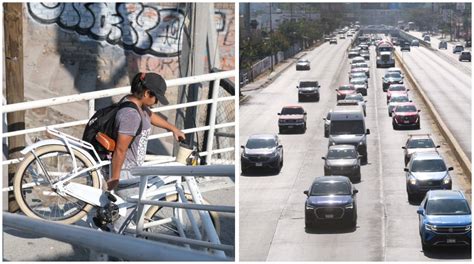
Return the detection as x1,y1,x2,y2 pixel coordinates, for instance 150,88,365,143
115,98,152,171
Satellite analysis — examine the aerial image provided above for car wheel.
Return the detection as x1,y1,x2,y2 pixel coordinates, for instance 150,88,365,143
305,219,315,230
279,128,283,134
421,238,431,252
416,122,420,130
356,170,361,182
362,155,368,164
407,192,416,204
241,167,249,175
350,217,357,228
298,96,302,102
392,122,397,130
388,112,392,117
324,131,328,138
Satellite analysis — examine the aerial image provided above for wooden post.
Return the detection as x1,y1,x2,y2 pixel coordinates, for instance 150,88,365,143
4,3,25,212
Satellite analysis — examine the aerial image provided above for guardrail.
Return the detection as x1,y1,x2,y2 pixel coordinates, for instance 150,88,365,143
393,51,472,179
2,71,235,166
3,212,230,261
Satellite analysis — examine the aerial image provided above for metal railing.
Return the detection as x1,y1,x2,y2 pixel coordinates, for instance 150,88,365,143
2,70,235,166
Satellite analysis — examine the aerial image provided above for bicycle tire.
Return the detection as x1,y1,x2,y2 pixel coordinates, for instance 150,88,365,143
13,144,100,224
144,193,221,239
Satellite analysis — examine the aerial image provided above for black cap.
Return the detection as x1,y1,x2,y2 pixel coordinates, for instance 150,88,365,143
139,72,169,105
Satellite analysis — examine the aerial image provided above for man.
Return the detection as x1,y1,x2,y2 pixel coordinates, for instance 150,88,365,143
107,72,185,191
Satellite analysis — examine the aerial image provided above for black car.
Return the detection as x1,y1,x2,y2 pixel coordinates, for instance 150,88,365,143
297,80,320,102
240,134,283,174
322,145,361,182
329,38,337,45
459,51,471,62
304,176,358,229
401,42,411,51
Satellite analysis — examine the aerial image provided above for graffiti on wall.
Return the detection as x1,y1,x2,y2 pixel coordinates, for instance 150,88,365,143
28,3,185,57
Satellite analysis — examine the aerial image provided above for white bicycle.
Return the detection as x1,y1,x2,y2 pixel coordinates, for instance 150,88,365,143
12,128,224,253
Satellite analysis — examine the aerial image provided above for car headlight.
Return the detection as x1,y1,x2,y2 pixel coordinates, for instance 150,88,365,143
306,204,315,210
442,175,451,184
466,225,471,231
425,224,437,231
408,175,417,185
345,202,354,209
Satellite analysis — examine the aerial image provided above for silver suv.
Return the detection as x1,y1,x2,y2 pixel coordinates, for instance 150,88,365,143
404,152,453,203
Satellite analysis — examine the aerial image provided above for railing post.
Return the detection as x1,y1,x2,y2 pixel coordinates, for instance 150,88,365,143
205,79,221,165
88,99,95,118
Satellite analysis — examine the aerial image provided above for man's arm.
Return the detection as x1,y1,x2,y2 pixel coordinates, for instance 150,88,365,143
107,133,134,191
150,112,185,141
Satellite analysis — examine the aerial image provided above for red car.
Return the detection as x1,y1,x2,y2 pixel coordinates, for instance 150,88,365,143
335,85,356,100
392,103,420,130
386,84,409,104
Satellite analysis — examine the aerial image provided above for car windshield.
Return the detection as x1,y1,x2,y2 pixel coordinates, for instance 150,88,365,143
310,181,351,196
345,94,363,101
389,86,406,91
411,159,447,172
327,148,357,159
246,138,276,149
385,73,401,78
426,199,471,215
351,79,365,85
299,82,318,88
281,108,304,115
352,63,368,69
407,139,436,148
330,120,365,135
298,60,309,63
390,96,409,103
395,105,417,112
339,86,354,91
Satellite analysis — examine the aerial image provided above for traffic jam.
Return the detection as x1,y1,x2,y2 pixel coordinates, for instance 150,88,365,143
239,23,471,260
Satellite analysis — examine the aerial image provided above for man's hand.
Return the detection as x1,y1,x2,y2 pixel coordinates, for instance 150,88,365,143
107,179,119,191
172,129,186,142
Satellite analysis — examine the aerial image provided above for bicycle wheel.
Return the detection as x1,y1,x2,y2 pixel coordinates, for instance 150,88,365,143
144,193,221,245
13,144,100,224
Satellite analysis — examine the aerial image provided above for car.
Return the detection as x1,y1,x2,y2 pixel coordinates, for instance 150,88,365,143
402,134,440,165
335,85,356,100
278,106,307,134
392,103,420,130
351,62,370,77
350,77,368,96
339,35,346,39
422,32,429,38
348,51,359,58
411,40,420,47
401,42,411,51
349,72,368,82
358,44,369,51
386,84,409,103
423,35,431,42
324,37,331,42
327,106,370,163
329,38,338,44
347,32,353,37
459,51,471,62
240,134,283,174
438,40,448,49
405,152,453,202
351,56,365,65
382,72,404,92
296,59,310,70
466,39,471,48
304,176,358,229
388,95,411,117
359,50,370,60
417,190,471,251
349,68,367,78
322,145,361,182
387,67,404,78
453,44,464,53
344,93,367,116
297,80,320,102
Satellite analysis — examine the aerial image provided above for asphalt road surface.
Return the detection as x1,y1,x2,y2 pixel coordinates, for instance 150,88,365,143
239,36,471,261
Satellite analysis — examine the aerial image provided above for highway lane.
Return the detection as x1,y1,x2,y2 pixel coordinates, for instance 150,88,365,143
239,38,471,261
394,45,471,160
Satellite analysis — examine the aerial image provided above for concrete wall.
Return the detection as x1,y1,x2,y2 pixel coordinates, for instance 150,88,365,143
6,3,234,156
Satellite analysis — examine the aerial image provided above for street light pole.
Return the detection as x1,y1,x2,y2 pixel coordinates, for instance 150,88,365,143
269,3,273,72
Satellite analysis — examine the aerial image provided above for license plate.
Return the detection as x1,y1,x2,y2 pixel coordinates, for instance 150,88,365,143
288,125,294,128
255,163,263,167
447,238,456,243
325,214,334,219
403,120,410,124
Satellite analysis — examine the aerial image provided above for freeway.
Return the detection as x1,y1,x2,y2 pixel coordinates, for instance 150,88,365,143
239,36,471,261
394,37,471,160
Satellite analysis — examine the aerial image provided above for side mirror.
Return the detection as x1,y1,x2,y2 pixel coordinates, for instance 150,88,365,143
358,155,363,159
436,145,441,148
402,146,406,149
277,113,281,115
448,167,454,171
296,86,299,89
353,189,359,195
321,157,326,160
364,100,367,103
303,190,309,196
407,89,410,91
418,110,421,112
417,209,424,215
366,128,370,135
277,145,283,149
404,168,409,172
409,100,413,102
323,117,327,121
241,145,245,149
304,112,307,115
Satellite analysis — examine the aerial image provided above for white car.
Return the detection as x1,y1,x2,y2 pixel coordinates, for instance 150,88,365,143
387,67,404,78
296,59,310,70
351,56,365,65
351,62,370,78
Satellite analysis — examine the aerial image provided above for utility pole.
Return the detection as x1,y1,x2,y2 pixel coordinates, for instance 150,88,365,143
4,3,24,212
269,3,273,71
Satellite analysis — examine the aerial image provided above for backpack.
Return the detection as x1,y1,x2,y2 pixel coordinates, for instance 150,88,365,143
82,97,142,160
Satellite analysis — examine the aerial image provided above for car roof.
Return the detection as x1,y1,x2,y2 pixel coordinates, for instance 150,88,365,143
282,105,304,109
248,134,277,140
299,80,319,83
412,151,443,160
388,67,402,72
328,144,356,151
426,190,465,200
407,133,432,140
313,176,351,184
